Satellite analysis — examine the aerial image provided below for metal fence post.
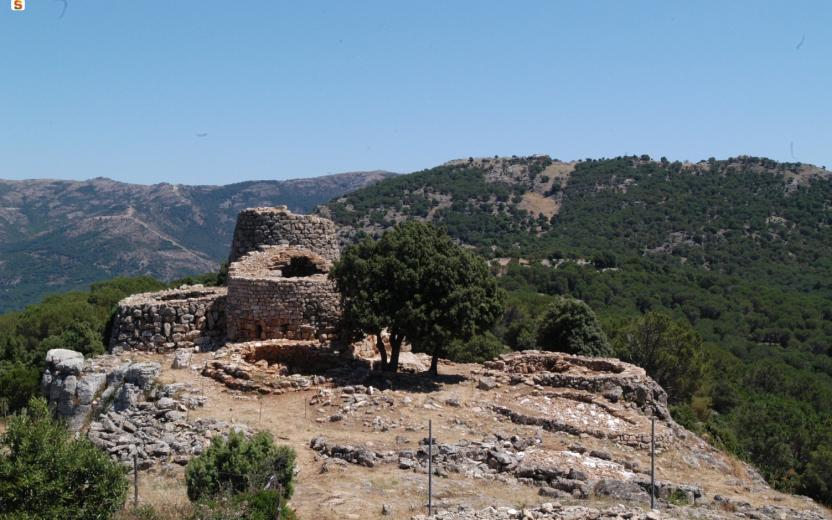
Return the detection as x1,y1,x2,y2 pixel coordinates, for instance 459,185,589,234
133,453,139,509
428,419,433,516
650,416,656,509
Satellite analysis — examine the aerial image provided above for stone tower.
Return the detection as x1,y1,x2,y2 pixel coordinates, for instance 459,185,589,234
228,206,340,263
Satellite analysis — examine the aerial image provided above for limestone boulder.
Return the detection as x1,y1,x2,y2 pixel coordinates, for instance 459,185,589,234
46,348,84,375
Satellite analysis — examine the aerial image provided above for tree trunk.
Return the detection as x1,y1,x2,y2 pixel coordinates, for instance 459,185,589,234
387,333,402,374
375,333,388,371
429,353,439,375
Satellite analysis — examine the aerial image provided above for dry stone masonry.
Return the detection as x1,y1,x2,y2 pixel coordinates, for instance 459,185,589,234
108,206,342,354
225,246,340,342
109,285,227,353
228,206,340,263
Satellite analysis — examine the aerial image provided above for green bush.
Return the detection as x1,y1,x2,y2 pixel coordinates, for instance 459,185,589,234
446,331,508,363
191,490,296,520
536,297,612,356
612,312,705,403
185,431,296,503
0,397,128,519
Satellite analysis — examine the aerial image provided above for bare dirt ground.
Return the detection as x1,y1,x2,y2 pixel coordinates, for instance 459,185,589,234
122,350,828,520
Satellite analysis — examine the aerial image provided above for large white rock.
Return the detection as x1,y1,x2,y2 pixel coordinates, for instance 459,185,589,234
45,349,84,375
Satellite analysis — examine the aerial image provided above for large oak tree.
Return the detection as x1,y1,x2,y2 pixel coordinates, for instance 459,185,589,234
331,222,503,374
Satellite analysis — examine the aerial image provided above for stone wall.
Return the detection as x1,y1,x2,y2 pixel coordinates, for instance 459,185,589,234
226,246,340,342
109,285,227,353
228,206,340,263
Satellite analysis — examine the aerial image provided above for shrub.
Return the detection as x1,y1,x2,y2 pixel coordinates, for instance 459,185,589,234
0,397,128,519
191,490,296,520
446,331,508,363
612,312,705,403
185,431,295,503
536,297,612,356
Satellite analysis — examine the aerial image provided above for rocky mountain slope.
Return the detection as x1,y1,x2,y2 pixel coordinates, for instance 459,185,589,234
0,171,393,312
42,345,832,519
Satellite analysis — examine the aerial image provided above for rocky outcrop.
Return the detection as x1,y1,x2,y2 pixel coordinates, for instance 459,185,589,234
41,349,130,430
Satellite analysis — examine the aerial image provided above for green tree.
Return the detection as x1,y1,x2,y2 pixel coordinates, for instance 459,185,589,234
446,331,507,363
331,222,504,373
536,297,612,356
612,312,705,403
0,363,40,413
0,397,128,519
185,431,296,504
39,321,105,357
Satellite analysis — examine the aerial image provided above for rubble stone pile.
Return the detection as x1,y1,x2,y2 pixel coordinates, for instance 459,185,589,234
87,382,248,469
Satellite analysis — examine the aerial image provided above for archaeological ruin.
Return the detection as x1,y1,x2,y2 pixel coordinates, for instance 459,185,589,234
225,245,339,342
228,206,340,263
107,206,341,354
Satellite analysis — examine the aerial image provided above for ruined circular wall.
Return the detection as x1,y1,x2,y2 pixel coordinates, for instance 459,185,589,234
228,206,340,263
226,246,340,342
109,285,227,353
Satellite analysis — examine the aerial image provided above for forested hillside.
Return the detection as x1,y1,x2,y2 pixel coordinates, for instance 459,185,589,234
0,171,393,312
320,155,832,503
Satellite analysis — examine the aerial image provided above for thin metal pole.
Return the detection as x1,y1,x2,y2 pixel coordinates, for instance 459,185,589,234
133,454,139,509
650,416,656,509
428,419,433,516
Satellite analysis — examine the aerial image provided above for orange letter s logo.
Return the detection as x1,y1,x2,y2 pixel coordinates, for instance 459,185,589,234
11,0,25,11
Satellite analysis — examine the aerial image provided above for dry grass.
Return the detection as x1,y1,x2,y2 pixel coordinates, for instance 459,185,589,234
120,351,830,520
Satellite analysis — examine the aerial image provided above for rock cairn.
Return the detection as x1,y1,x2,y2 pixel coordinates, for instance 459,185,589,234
228,206,340,263
109,285,227,353
225,246,339,342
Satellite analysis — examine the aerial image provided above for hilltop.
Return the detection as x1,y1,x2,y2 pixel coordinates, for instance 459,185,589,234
316,155,832,506
0,171,393,312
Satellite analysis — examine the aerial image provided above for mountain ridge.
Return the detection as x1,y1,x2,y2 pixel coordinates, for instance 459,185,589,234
0,170,395,312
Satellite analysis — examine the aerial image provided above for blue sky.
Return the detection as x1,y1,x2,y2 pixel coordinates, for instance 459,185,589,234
1,1,829,185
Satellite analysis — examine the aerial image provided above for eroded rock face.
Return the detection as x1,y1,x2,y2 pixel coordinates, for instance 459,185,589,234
42,350,163,431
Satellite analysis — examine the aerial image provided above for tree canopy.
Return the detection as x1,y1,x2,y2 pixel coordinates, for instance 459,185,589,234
331,221,504,373
612,312,705,403
536,296,612,357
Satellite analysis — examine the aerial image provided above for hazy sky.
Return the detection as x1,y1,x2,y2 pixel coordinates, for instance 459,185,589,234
1,1,829,185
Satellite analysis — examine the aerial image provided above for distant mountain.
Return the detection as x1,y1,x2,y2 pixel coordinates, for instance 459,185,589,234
0,171,394,311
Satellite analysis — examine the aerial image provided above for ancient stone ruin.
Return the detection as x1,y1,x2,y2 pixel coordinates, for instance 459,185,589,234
228,206,340,263
107,206,341,353
109,286,227,353
225,245,339,342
